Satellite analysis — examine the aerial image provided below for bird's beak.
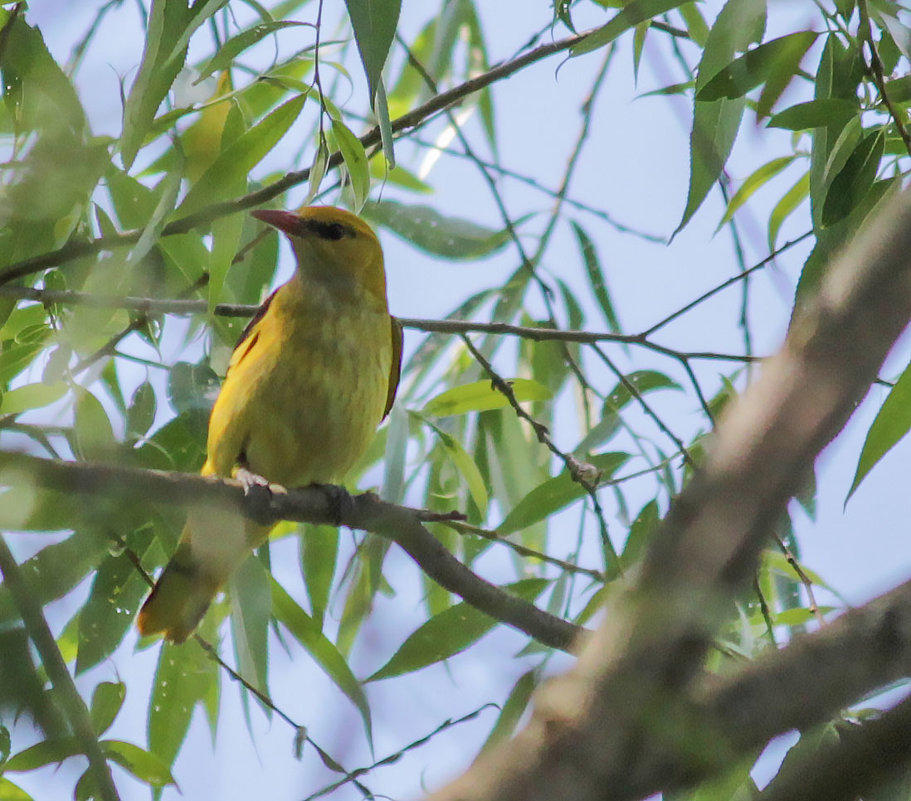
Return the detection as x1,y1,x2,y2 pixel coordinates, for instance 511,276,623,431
252,209,300,235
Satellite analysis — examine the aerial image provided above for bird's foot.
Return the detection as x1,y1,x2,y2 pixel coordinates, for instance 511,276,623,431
311,483,354,527
234,465,275,525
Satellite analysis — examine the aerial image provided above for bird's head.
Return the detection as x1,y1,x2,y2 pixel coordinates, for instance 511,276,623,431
252,205,387,307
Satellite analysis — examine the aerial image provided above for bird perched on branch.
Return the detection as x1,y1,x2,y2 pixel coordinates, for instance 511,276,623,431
137,205,402,643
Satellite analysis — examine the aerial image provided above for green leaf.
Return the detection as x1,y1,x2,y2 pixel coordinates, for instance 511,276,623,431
768,171,809,250
106,168,159,230
270,580,372,739
336,537,391,656
679,2,710,47
0,725,9,765
762,550,830,589
167,362,220,417
382,404,408,504
208,204,245,311
848,359,911,500
876,9,911,62
768,98,858,130
575,371,681,454
498,452,629,536
90,682,126,736
571,221,621,333
179,93,306,215
674,0,766,235
77,551,149,674
330,116,370,212
818,114,862,200
424,419,489,516
773,606,835,627
196,21,310,83
306,138,330,204
677,97,746,236
696,31,818,102
424,379,552,417
694,0,767,85
636,81,694,99
367,579,550,681
230,555,271,696
0,382,66,416
621,500,660,567
72,390,117,462
0,531,110,624
0,14,85,137
821,128,885,227
126,382,157,438
719,156,796,228
362,200,515,260
102,740,175,788
4,738,80,771
571,0,688,56
480,669,538,752
374,78,396,167
127,167,183,272
883,74,911,104
0,778,33,800
121,0,229,168
344,0,402,103
148,639,218,767
300,525,339,628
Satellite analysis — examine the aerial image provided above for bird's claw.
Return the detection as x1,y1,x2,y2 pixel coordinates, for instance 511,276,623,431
234,466,274,525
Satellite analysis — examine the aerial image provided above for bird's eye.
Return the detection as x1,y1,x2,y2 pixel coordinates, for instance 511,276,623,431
322,222,347,241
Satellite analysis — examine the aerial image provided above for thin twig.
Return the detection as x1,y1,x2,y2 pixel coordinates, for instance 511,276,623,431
445,520,605,582
117,537,378,792
641,232,812,336
303,704,497,801
860,0,911,158
404,132,664,242
0,26,604,287
753,575,778,647
774,532,821,623
590,343,696,470
459,333,617,564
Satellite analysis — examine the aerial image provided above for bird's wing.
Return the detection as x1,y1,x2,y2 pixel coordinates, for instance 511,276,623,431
228,287,279,372
384,316,403,419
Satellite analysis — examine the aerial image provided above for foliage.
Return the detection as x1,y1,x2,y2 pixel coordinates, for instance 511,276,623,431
0,0,909,799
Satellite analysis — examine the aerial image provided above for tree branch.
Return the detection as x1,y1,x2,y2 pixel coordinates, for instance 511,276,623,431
0,451,581,652
0,285,761,363
756,696,911,801
0,26,600,287
0,536,120,801
425,189,911,801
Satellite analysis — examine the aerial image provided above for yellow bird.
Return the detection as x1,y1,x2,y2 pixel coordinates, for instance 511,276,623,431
137,206,401,642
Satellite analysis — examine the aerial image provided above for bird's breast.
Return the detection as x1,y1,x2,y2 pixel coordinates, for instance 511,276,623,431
207,280,393,488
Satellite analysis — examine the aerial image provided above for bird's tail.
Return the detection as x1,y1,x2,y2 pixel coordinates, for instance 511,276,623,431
136,540,220,643
137,496,272,643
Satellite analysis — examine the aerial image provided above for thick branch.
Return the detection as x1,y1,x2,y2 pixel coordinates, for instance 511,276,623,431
0,451,580,652
756,696,911,801
426,191,911,801
694,578,911,764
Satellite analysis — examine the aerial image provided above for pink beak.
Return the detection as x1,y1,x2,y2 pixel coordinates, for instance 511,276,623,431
252,209,299,235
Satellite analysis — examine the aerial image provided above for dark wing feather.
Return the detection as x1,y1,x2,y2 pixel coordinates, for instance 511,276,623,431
226,287,280,374
235,287,279,351
383,316,403,419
